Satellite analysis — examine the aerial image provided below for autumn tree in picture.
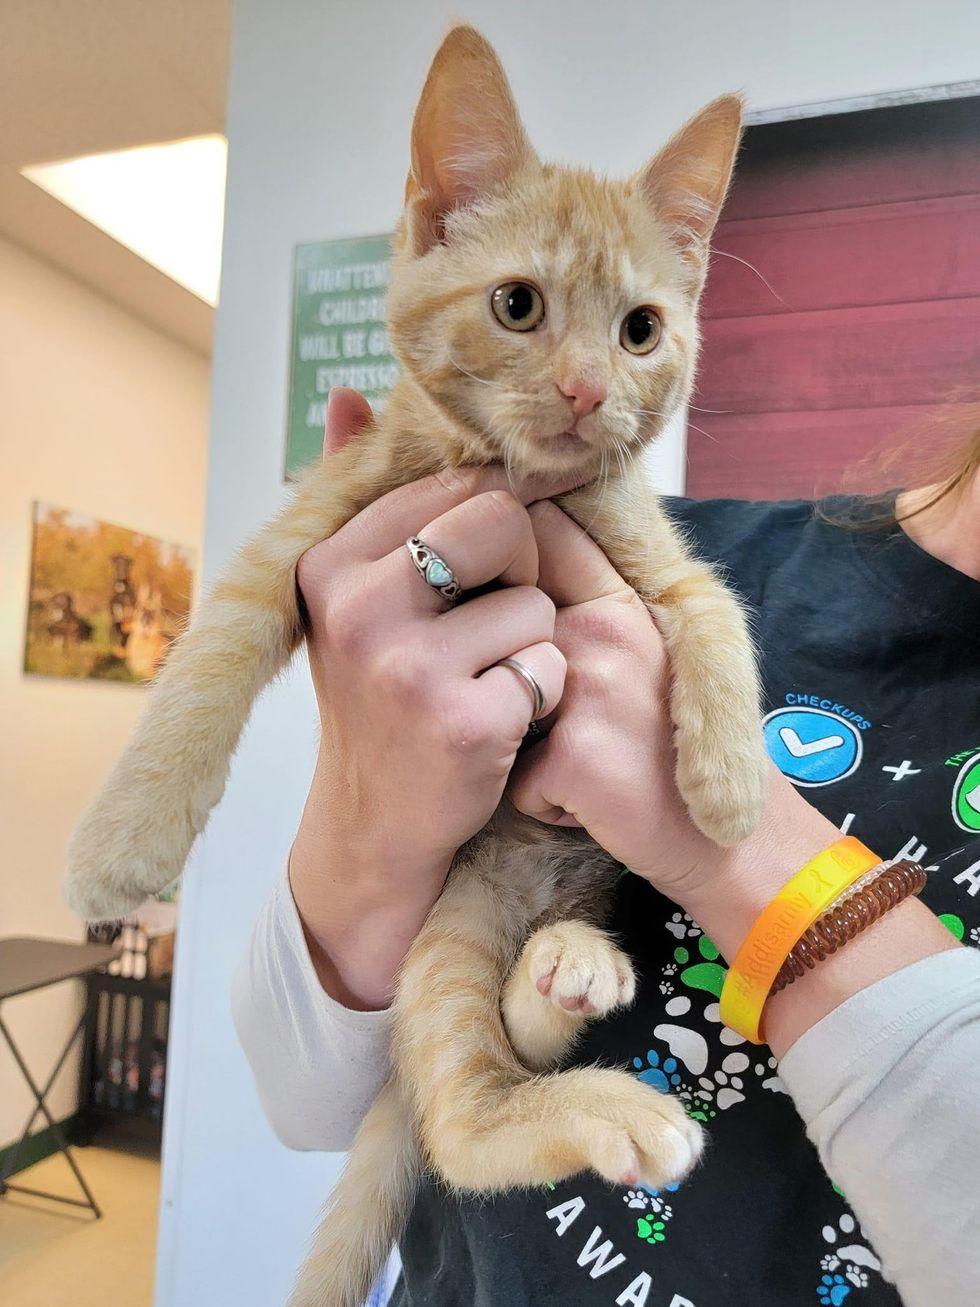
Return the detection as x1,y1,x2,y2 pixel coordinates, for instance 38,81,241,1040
24,504,194,683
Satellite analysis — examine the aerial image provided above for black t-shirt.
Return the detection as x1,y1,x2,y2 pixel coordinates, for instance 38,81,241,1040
392,495,980,1307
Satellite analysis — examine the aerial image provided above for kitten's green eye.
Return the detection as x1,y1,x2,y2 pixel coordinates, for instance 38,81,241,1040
491,281,545,332
620,307,662,356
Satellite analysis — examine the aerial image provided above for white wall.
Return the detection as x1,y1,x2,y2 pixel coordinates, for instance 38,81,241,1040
0,237,209,1145
156,2,980,1304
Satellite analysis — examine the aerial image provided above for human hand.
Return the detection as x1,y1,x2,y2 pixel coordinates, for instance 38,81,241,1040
507,501,717,890
290,390,581,1006
507,503,836,936
507,502,957,1056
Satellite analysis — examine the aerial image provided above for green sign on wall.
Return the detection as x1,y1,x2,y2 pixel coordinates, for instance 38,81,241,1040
284,234,399,479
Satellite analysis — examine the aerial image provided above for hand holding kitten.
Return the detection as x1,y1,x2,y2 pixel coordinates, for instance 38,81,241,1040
507,498,719,892
290,390,580,1009
508,503,845,956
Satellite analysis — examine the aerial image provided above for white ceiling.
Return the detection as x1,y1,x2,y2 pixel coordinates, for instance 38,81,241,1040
0,0,231,354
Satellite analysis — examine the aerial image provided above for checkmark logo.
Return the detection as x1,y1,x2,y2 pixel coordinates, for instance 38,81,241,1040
778,728,846,759
763,705,864,788
953,755,980,832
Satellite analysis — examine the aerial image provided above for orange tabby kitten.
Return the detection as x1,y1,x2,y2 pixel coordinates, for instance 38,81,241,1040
65,26,766,1307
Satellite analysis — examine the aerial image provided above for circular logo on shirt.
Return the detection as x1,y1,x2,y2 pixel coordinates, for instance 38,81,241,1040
763,706,863,787
952,751,980,833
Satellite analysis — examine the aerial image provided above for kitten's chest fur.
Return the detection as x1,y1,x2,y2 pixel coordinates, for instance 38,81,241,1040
462,809,621,937
318,377,655,589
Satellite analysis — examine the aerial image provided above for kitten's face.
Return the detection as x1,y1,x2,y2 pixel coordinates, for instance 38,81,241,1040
386,26,741,479
389,168,699,476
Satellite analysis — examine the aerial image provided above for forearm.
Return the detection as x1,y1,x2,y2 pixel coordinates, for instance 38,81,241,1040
676,794,977,1304
231,868,392,1151
780,948,980,1306
678,788,957,1055
289,752,450,1011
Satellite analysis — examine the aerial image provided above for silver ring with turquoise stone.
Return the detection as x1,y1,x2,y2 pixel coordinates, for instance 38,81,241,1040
405,536,462,605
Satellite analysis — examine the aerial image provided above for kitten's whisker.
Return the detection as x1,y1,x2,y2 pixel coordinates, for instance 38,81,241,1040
613,440,627,481
686,419,719,445
448,356,528,399
614,436,637,482
632,408,670,421
688,402,732,415
633,407,721,447
685,419,740,463
580,448,610,537
447,355,501,388
503,443,519,501
710,247,787,307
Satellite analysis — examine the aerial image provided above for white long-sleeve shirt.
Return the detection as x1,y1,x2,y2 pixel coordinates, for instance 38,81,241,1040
232,869,980,1307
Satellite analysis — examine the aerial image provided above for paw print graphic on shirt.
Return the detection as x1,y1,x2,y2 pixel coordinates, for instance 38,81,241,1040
696,1052,750,1110
818,1272,852,1305
621,1179,679,1249
754,1053,787,1094
815,1209,882,1299
678,1085,717,1122
633,1050,682,1094
673,937,726,999
970,925,980,946
703,999,747,1048
822,1212,881,1275
636,1216,667,1245
665,911,702,940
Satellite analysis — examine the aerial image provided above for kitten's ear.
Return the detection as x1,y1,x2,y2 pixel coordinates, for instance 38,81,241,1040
635,94,743,283
405,26,535,253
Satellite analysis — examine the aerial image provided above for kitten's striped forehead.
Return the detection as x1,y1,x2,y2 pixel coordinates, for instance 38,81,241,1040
516,171,679,309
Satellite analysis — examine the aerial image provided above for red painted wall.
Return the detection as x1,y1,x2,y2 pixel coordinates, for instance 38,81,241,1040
689,97,980,500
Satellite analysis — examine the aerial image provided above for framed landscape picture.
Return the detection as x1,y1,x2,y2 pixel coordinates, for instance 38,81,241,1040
23,503,194,684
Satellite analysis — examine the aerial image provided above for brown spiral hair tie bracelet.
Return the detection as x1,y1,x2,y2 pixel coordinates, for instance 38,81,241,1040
769,859,928,995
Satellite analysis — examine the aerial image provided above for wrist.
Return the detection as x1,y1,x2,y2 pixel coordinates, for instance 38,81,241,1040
289,759,453,1010
289,846,449,1011
675,786,841,961
293,751,453,914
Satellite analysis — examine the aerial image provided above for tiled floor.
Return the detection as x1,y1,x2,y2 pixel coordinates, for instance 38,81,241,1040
1,1143,160,1307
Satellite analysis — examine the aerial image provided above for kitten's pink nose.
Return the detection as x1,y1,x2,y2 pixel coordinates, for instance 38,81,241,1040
558,377,607,418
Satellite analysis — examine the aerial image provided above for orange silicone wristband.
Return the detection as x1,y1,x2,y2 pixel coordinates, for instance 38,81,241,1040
719,836,882,1044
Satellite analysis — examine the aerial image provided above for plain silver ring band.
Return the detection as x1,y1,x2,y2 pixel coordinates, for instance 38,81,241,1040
496,657,546,721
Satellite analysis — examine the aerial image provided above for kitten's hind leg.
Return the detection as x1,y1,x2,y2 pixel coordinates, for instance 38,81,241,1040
398,861,701,1196
502,921,636,1071
287,1078,418,1307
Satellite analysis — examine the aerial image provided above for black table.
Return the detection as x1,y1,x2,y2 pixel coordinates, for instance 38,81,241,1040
0,936,118,1218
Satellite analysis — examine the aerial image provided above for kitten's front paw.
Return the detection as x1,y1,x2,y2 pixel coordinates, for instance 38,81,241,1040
564,1068,704,1191
65,790,198,921
676,728,769,847
526,922,636,1017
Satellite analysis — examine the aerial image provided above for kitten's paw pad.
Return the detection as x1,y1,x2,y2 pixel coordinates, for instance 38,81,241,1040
65,789,202,921
570,1071,704,1191
676,733,769,847
527,925,635,1017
